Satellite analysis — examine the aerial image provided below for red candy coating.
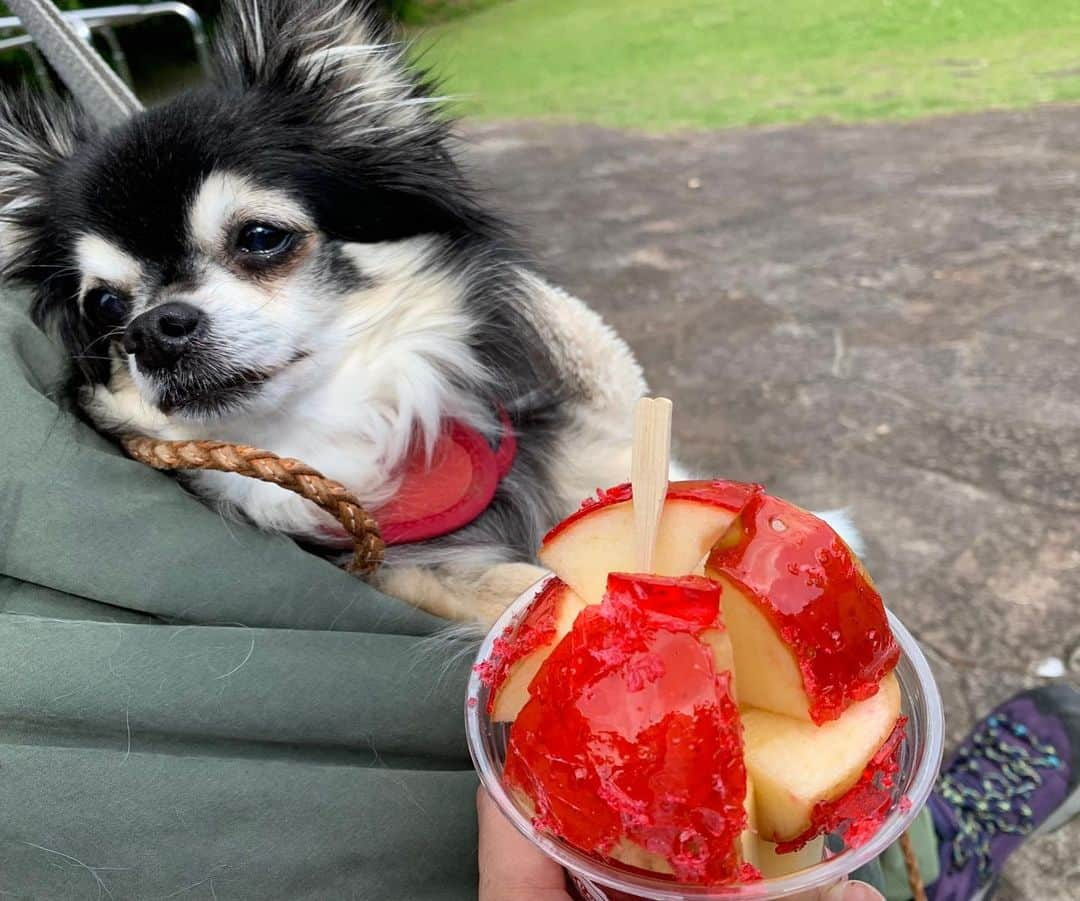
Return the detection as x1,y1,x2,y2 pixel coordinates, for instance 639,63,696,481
603,571,723,632
505,574,756,885
707,493,900,724
777,716,908,853
474,577,569,713
542,480,761,546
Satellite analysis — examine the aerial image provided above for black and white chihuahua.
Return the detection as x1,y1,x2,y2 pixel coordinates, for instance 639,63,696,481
0,0,856,623
0,0,651,623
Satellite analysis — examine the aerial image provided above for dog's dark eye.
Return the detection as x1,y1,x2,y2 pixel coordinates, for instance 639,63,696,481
236,223,295,256
84,288,129,326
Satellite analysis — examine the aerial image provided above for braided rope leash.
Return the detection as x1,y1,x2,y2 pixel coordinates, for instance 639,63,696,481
899,830,927,901
122,436,928,900
122,437,385,576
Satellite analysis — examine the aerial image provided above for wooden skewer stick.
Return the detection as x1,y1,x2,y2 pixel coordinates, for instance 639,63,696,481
631,396,673,573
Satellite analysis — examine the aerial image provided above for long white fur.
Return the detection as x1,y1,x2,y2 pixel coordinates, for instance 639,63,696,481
0,100,79,265
189,173,313,252
43,0,862,623
74,234,142,306
84,171,495,538
79,179,649,560
224,0,434,140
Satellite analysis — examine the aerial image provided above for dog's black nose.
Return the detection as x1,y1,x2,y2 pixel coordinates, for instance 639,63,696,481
123,302,205,371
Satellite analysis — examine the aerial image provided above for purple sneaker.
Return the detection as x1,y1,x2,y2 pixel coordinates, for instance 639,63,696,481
927,683,1079,901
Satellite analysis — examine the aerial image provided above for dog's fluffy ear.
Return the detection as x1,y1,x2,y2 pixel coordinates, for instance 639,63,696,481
213,0,441,144
0,89,85,275
0,89,98,379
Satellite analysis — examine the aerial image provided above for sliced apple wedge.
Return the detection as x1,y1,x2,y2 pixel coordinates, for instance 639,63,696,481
608,839,676,876
739,776,759,869
540,480,760,605
505,573,755,885
740,777,825,877
700,626,738,702
742,674,903,844
477,578,588,722
706,492,899,724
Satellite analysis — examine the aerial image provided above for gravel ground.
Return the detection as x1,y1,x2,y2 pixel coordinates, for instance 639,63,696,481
463,108,1080,900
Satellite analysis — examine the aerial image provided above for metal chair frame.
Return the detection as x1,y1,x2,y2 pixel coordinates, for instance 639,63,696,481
0,3,210,90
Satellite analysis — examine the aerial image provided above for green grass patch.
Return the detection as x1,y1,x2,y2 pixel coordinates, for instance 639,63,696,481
396,0,507,26
413,0,1080,130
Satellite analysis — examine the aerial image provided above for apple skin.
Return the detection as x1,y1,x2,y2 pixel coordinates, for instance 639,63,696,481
476,578,589,721
543,480,762,545
504,573,757,885
706,492,899,724
742,674,904,844
539,480,761,605
774,714,908,853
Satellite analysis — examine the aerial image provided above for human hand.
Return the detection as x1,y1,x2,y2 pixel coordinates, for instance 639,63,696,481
478,787,570,900
477,788,886,901
796,880,887,901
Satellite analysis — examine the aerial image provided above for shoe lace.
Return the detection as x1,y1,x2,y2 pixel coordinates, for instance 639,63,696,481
936,713,1064,881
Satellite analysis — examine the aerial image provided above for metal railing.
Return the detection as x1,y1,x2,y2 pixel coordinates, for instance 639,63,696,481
0,3,210,90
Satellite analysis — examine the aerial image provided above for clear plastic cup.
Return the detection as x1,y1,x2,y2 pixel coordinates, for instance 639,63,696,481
466,576,945,900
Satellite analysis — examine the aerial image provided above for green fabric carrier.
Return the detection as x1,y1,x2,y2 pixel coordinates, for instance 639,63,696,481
0,291,938,899
0,291,479,898
0,7,938,897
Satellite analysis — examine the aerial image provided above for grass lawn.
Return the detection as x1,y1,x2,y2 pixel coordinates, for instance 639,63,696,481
412,0,1080,130
395,0,506,25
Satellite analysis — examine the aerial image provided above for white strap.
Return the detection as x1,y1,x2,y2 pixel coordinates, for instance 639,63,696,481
5,0,143,128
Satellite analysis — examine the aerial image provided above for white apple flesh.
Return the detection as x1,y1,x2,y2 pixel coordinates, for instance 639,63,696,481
486,579,589,722
742,674,903,843
539,480,759,605
706,492,900,725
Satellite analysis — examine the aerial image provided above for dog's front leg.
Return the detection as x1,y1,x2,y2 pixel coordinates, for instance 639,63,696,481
374,562,550,627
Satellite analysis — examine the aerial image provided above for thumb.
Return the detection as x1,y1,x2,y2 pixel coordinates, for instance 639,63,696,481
477,788,570,901
822,881,887,901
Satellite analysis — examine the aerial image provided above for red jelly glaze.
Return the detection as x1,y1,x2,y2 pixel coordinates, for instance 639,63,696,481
504,574,758,886
542,480,762,546
604,571,723,631
475,577,569,713
776,716,908,853
706,492,900,724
